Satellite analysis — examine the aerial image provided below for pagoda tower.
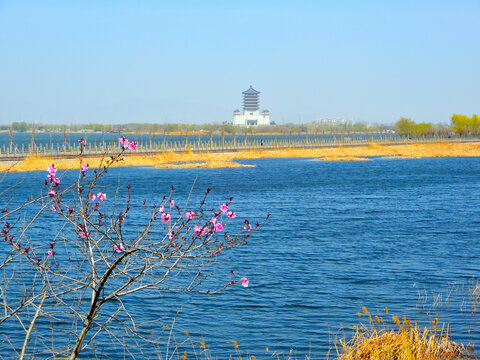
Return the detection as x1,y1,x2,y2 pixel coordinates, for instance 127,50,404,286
233,86,271,126
243,86,260,112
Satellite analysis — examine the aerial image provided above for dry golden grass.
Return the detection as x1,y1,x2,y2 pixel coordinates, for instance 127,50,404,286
0,152,252,172
337,310,468,360
314,156,371,161
2,142,480,173
0,155,83,173
339,328,464,360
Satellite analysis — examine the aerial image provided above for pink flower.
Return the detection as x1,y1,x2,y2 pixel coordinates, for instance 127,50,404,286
161,212,171,223
241,277,249,288
118,137,129,148
211,217,217,224
47,174,55,183
81,164,88,173
54,178,61,185
47,165,57,176
159,206,165,213
186,211,195,220
48,190,56,196
220,203,228,213
244,224,251,231
78,139,85,145
113,243,125,253
90,193,96,201
52,205,57,212
96,192,107,201
170,199,175,207
194,225,202,235
80,231,87,239
214,222,223,232
226,211,236,219
47,250,54,257
128,141,137,150
168,231,174,240
201,227,210,235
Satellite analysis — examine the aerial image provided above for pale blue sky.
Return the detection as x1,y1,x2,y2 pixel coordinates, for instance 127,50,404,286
0,0,478,125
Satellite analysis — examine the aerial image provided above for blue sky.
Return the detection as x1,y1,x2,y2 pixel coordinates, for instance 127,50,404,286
0,1,479,125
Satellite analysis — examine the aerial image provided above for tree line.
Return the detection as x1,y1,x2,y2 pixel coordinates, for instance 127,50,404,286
2,115,479,137
450,114,480,136
1,121,393,135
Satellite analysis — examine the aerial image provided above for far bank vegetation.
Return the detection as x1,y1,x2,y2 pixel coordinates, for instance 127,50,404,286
4,113,479,138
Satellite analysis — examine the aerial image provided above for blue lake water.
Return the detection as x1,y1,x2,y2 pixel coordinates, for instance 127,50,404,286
1,156,479,358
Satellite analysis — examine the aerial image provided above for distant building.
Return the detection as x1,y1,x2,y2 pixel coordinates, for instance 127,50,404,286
233,86,271,126
316,118,353,129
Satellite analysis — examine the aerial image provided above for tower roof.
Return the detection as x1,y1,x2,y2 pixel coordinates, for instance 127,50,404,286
242,85,260,95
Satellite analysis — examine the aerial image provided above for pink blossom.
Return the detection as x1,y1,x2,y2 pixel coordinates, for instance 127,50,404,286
226,211,236,219
241,277,249,288
220,203,228,213
47,250,54,257
201,227,210,235
96,192,107,201
128,141,137,150
186,211,195,220
211,217,217,224
47,174,55,183
243,223,252,231
90,193,96,201
214,222,223,232
52,205,57,212
78,139,85,145
170,199,175,207
118,137,130,148
48,190,56,196
54,178,61,185
80,231,87,239
47,165,57,176
81,164,88,173
113,243,124,253
159,206,165,213
194,225,202,235
161,212,171,223
168,231,174,240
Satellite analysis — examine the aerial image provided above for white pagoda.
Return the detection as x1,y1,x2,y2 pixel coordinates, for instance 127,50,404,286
233,86,271,126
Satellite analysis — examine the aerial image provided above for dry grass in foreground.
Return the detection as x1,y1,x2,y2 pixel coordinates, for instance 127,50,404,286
336,308,470,360
1,141,480,172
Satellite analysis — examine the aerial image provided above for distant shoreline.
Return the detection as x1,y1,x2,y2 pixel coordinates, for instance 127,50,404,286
1,141,480,173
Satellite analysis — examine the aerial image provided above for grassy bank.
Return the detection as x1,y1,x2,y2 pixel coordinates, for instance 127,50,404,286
1,141,480,173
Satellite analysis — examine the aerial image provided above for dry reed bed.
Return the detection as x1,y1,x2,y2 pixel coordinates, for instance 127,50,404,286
2,142,480,172
337,309,471,360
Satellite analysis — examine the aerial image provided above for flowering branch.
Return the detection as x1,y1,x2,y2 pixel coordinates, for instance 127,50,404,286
0,137,267,359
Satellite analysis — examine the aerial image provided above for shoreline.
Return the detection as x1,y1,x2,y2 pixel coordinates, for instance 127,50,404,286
1,141,480,173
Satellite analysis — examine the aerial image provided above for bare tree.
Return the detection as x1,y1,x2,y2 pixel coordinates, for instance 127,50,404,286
1,137,267,359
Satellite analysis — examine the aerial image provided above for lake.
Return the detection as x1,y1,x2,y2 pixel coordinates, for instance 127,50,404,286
1,156,479,358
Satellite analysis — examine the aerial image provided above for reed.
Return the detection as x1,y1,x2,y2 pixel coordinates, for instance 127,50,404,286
158,329,309,360
472,282,480,314
2,142,480,173
336,309,468,360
